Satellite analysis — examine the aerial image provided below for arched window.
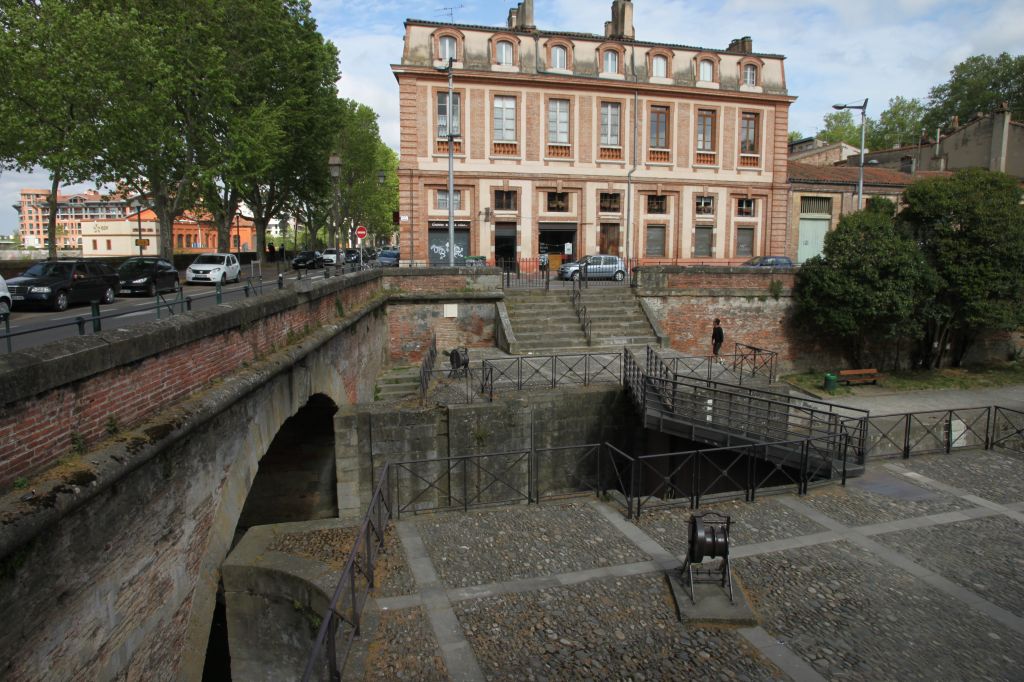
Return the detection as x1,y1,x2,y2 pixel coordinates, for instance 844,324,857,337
551,45,567,69
603,50,618,74
699,59,714,82
440,35,457,61
652,55,668,78
176,234,183,248
743,63,758,86
496,40,514,65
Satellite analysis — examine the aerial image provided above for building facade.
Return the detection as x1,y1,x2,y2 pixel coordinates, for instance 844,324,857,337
81,210,257,258
787,138,862,167
393,0,794,267
13,189,129,249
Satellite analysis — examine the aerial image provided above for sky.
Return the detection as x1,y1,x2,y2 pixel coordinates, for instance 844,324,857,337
2,0,1021,235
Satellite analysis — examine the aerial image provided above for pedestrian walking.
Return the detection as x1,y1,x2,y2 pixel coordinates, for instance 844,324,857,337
267,242,276,262
711,318,724,361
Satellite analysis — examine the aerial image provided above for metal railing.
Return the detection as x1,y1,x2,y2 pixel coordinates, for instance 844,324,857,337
498,257,551,290
992,407,1024,454
419,366,491,405
571,275,592,344
418,333,438,397
862,406,1024,460
481,352,622,394
301,463,393,682
660,344,778,387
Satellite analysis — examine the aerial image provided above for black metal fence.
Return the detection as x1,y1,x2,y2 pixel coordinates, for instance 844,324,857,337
301,464,393,682
418,333,438,396
659,342,778,386
864,405,1024,460
498,257,640,290
992,407,1024,454
483,352,622,394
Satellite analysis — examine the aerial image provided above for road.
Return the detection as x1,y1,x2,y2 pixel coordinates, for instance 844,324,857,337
0,265,347,354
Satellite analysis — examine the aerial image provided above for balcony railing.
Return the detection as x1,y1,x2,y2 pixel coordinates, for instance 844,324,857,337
435,139,462,154
648,149,671,163
739,153,760,168
547,144,571,158
694,150,717,166
492,141,518,156
599,146,623,161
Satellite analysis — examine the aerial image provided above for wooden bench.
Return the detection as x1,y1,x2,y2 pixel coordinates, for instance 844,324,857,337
838,368,881,385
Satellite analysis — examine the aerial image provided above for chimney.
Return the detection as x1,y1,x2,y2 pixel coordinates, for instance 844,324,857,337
508,9,518,29
508,1,534,30
605,0,634,40
727,36,754,53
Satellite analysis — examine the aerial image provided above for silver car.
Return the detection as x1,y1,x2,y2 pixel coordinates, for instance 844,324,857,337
0,274,10,316
558,255,627,281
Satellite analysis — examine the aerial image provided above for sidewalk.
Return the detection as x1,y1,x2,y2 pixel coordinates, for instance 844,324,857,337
823,384,1024,414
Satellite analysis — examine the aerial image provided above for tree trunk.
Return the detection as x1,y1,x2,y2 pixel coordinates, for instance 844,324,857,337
46,171,62,259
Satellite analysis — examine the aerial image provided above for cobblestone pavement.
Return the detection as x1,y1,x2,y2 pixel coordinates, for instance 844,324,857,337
362,606,449,681
349,448,1024,681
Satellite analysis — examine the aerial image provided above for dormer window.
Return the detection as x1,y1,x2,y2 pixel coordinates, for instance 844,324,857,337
496,40,514,66
552,45,567,69
743,63,758,86
699,59,714,82
603,50,618,74
652,55,668,78
440,36,457,62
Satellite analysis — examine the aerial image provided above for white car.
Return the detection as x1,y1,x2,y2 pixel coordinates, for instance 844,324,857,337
186,253,241,285
0,274,10,316
322,248,339,265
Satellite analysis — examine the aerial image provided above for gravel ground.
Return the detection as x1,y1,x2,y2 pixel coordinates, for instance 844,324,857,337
736,540,1024,680
900,450,1024,504
873,515,1024,617
453,573,784,681
361,606,448,681
799,482,971,527
412,502,651,589
635,497,827,555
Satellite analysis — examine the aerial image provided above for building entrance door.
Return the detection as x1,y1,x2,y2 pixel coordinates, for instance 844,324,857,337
494,223,517,265
797,217,829,263
538,223,576,263
599,223,620,255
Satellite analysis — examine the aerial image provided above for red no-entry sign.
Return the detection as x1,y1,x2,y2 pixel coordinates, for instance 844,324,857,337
355,225,367,240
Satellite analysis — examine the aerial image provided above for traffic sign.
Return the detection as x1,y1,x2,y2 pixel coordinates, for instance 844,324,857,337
355,225,367,240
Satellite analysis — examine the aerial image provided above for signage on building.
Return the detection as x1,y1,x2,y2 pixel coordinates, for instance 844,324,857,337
135,239,150,247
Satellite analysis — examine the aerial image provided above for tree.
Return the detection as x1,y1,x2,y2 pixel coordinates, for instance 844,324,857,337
922,53,1024,133
0,2,130,257
898,169,1024,367
866,96,926,151
788,131,805,144
816,109,861,147
793,199,934,368
332,101,397,248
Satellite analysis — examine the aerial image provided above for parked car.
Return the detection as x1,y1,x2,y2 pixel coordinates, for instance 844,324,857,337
117,257,180,297
343,248,369,264
741,256,794,268
186,253,241,285
377,249,400,267
322,248,339,266
291,250,324,269
558,255,627,281
6,259,120,311
0,275,10,316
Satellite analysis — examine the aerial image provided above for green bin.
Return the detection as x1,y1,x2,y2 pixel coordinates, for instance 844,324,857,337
823,372,838,394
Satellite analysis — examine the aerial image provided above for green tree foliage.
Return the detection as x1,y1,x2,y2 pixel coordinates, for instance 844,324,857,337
794,199,933,368
816,109,861,147
898,169,1024,367
866,96,926,151
788,131,805,144
922,53,1024,133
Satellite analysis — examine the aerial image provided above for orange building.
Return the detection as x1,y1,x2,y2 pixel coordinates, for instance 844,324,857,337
81,209,257,257
14,189,128,249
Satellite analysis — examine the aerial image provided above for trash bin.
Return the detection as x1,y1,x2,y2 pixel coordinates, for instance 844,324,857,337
823,372,838,394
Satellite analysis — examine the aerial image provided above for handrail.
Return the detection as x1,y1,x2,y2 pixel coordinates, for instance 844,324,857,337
570,274,592,345
418,332,439,397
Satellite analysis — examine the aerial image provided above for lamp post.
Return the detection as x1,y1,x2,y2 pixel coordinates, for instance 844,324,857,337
129,196,145,256
328,153,342,266
833,98,869,210
436,57,459,267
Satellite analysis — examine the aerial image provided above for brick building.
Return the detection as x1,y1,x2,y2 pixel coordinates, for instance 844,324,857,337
80,209,257,257
393,0,795,267
12,188,128,249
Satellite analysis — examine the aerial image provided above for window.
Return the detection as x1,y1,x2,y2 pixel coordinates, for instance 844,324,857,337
737,198,756,217
551,45,567,69
697,110,716,151
600,192,621,212
547,192,568,212
603,50,618,74
649,106,669,149
548,99,569,144
600,102,621,146
440,36,457,62
740,113,759,154
696,195,715,215
438,190,462,210
694,226,713,258
736,228,754,257
91,239,97,250
646,225,666,257
495,190,517,211
106,239,112,251
800,196,833,215
699,59,714,81
647,195,667,214
652,55,668,78
496,40,514,65
436,92,461,137
743,64,758,86
493,96,516,141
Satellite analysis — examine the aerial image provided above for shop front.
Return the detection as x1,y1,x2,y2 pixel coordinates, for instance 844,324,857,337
428,221,471,265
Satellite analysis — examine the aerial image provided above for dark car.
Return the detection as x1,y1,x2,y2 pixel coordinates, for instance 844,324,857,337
291,250,323,269
117,257,180,297
377,249,400,267
7,259,120,312
343,248,365,264
741,256,794,268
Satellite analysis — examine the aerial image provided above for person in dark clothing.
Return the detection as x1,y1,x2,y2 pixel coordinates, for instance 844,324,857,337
711,318,724,359
267,242,276,261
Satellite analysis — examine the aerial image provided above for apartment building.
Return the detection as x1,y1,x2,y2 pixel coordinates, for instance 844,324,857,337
13,189,128,249
393,0,794,266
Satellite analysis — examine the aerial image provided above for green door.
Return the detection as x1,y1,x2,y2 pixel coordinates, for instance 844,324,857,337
798,217,829,263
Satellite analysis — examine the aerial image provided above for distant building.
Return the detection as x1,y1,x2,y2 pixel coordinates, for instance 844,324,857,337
81,210,256,257
13,189,129,249
788,138,863,166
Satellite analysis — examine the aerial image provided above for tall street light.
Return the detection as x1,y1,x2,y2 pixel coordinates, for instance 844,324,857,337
328,153,342,263
436,57,459,267
129,195,145,256
833,98,869,210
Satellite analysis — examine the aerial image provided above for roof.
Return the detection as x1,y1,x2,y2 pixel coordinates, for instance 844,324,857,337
788,162,918,187
404,19,786,59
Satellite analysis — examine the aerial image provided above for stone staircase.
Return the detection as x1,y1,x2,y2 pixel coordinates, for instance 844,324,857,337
374,365,421,401
504,288,659,353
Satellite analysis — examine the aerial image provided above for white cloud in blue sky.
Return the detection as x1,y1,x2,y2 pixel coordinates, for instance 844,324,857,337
4,0,1021,234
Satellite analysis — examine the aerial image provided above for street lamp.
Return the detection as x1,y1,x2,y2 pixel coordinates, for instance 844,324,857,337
129,196,145,256
833,98,869,210
436,57,459,267
328,153,342,263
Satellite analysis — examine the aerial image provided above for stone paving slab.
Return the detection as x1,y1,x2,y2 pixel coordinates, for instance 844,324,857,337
873,515,1024,618
736,540,1024,681
635,496,828,555
896,450,1024,505
452,573,785,681
411,502,651,589
798,474,972,527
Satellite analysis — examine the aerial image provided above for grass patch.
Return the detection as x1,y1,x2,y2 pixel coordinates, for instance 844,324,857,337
785,362,1024,396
